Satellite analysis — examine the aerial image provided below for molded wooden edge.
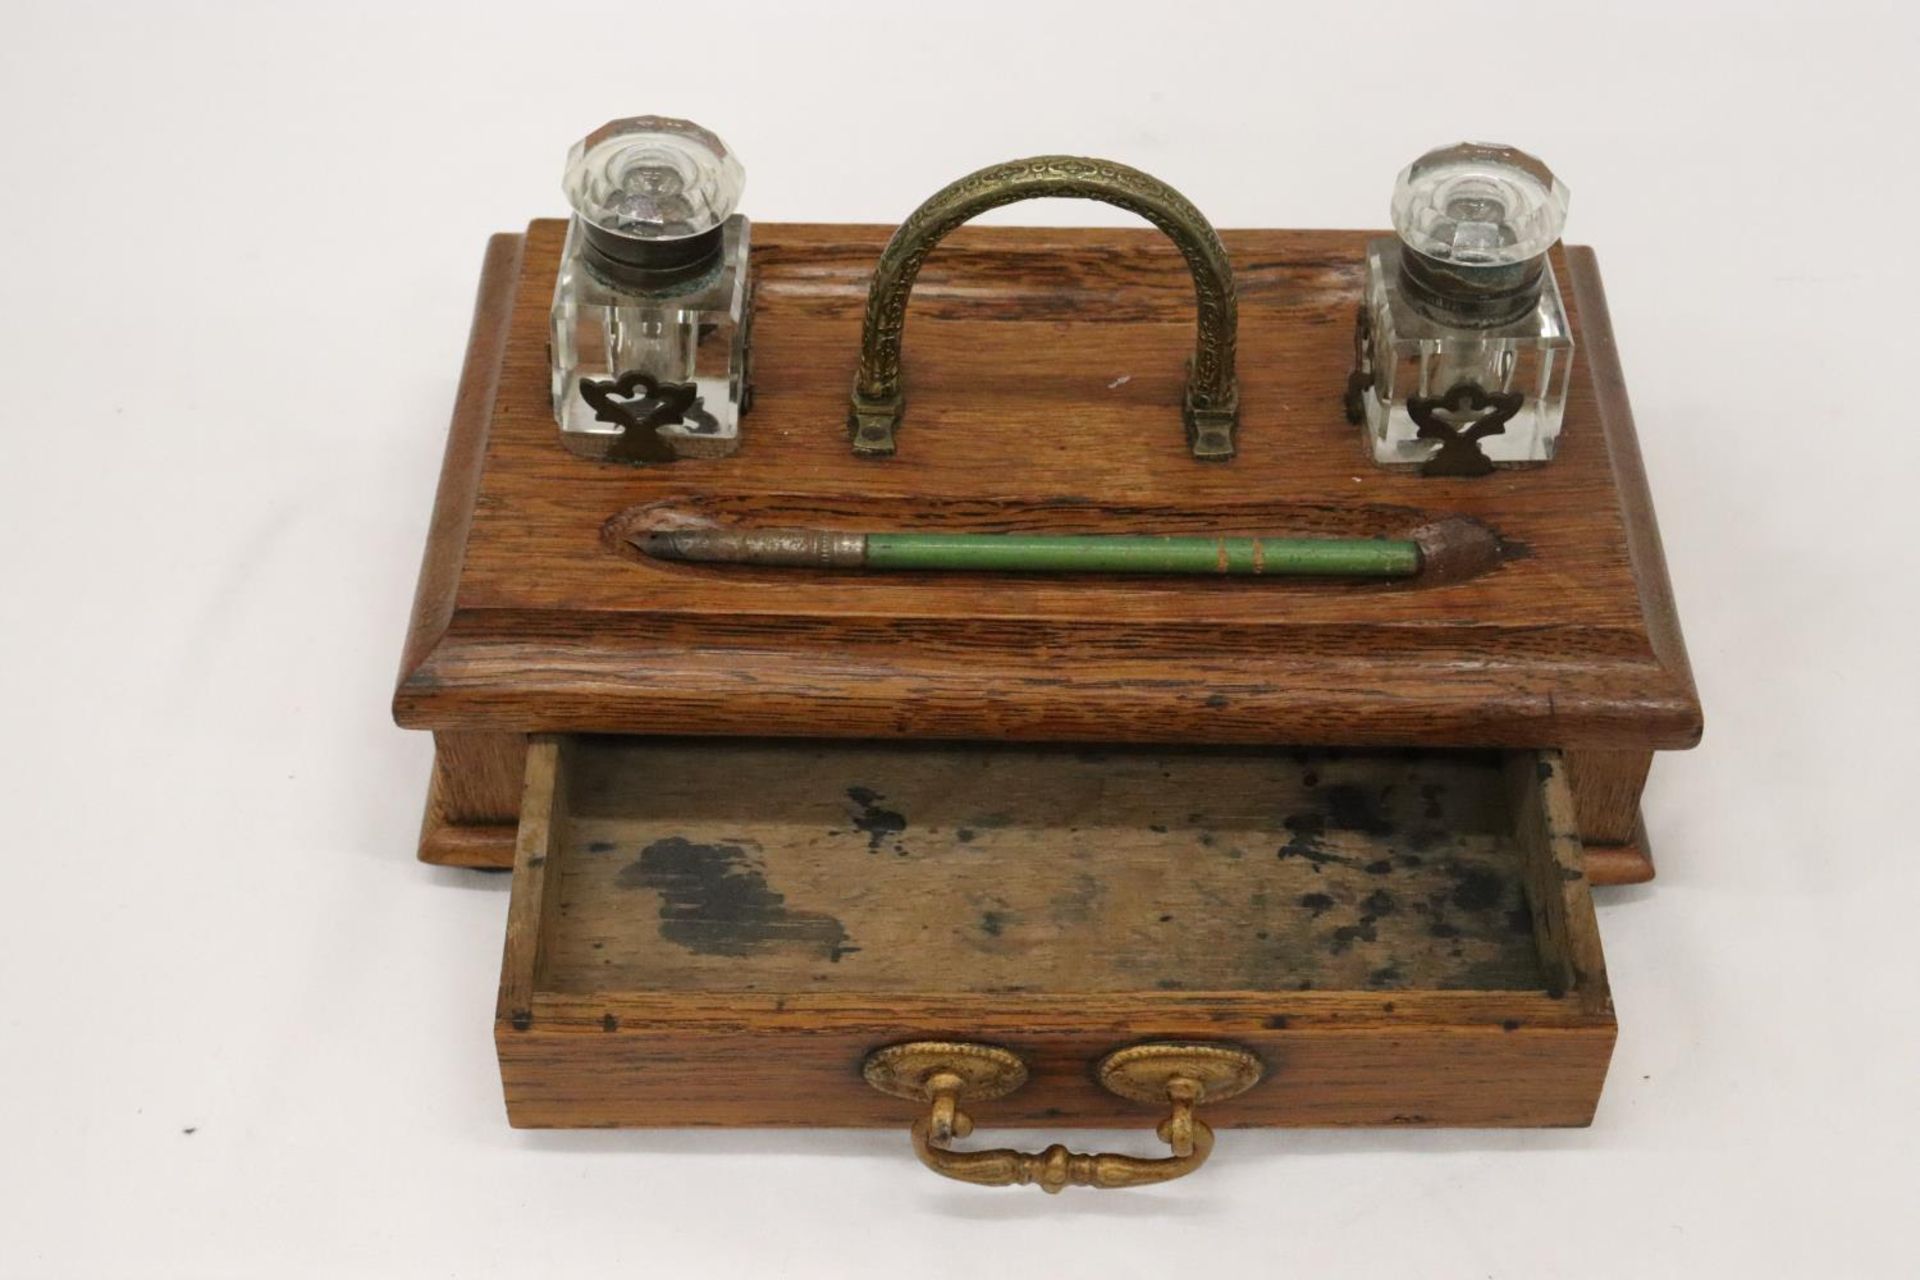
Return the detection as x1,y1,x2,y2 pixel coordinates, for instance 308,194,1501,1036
416,762,514,866
393,232,525,704
1564,247,1703,750
418,817,516,867
1587,824,1655,886
395,634,1703,749
416,732,525,864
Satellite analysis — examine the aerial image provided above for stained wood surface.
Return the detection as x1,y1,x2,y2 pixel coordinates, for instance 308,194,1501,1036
498,994,1615,1130
1508,752,1612,1015
427,747,1657,885
497,735,1615,1129
428,812,1656,883
496,738,563,1025
394,223,1701,752
417,731,524,865
396,233,519,686
546,738,1544,994
1565,749,1654,846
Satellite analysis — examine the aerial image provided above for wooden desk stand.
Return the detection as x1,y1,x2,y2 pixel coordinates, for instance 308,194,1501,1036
393,220,1698,1157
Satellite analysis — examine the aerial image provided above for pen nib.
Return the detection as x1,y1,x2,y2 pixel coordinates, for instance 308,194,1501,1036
629,527,869,568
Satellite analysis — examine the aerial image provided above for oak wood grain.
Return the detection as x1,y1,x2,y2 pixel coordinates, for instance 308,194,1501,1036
1565,748,1654,846
546,738,1545,995
496,735,1615,1129
1508,752,1612,1016
497,1002,1615,1129
497,737,564,1026
394,223,1701,754
431,808,1659,885
396,233,520,685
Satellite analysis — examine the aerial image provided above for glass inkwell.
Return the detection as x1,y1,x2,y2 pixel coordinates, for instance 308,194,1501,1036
550,116,753,463
1346,143,1572,475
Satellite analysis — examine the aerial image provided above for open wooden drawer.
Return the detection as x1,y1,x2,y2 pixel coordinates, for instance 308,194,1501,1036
497,735,1613,1186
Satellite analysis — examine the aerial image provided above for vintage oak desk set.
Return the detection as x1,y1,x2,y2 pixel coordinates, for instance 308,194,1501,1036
392,121,1701,1193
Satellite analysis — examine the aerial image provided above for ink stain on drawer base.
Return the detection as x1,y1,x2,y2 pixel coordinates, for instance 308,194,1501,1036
618,836,856,962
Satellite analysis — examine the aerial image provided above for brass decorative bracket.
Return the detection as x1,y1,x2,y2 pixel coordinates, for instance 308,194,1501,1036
847,156,1241,461
862,1040,1263,1193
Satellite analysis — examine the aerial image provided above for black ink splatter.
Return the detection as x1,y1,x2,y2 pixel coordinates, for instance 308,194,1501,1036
621,837,854,961
1329,921,1378,953
846,786,907,852
1324,784,1396,836
1451,866,1505,911
1278,812,1362,870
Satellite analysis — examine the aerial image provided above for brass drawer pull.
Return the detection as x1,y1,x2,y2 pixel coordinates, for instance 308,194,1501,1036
862,1040,1263,1193
847,156,1241,461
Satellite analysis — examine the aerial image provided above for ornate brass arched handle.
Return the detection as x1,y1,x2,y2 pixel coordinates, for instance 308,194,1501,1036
862,1040,1263,1193
847,156,1241,462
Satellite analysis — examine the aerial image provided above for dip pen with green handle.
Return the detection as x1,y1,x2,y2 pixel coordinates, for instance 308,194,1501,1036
633,517,1501,582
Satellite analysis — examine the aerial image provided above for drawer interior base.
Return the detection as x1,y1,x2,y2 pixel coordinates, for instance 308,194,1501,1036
546,739,1548,997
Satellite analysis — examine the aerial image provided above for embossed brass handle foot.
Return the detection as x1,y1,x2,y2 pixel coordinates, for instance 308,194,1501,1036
862,1040,1262,1193
847,156,1240,461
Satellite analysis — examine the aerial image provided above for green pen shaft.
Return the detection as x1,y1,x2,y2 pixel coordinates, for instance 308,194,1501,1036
869,533,1418,576
634,522,1507,580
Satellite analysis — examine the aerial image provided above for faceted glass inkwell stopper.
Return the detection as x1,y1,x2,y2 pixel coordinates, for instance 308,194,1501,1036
562,116,746,284
1390,143,1569,328
1392,143,1568,270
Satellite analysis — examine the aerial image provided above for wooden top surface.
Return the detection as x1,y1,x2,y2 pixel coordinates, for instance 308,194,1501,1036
394,221,1699,749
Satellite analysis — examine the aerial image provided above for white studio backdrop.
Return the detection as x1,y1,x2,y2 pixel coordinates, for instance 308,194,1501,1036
0,1,1915,1276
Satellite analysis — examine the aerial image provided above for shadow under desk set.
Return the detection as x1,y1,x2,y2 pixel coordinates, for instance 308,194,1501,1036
390,119,1701,1194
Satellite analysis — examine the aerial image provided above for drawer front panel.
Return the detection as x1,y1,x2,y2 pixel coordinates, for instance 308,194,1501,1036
499,998,1613,1129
